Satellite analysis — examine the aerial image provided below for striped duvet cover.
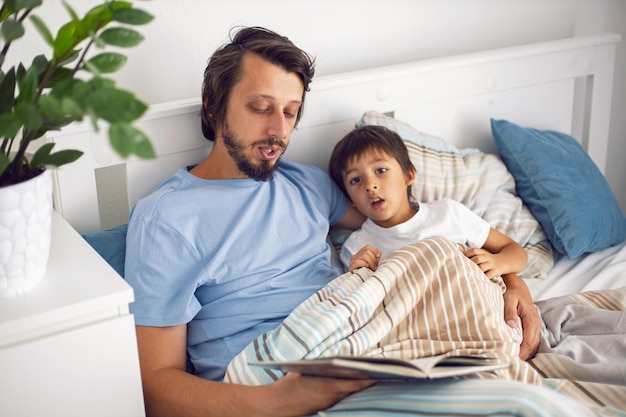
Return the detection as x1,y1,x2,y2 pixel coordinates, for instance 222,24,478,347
225,238,626,416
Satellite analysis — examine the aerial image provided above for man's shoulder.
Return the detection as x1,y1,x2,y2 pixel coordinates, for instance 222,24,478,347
279,159,325,176
278,159,331,186
131,169,194,215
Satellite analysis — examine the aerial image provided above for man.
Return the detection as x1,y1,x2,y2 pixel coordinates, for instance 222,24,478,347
125,26,540,417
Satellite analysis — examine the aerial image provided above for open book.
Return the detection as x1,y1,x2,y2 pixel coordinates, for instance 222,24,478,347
250,353,509,380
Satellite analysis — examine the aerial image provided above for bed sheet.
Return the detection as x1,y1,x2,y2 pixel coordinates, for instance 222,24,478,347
526,240,626,301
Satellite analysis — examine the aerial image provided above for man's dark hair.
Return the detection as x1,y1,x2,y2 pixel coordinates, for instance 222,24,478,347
329,125,416,199
200,26,316,141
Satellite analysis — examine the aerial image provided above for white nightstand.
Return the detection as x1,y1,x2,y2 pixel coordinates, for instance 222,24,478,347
0,212,145,417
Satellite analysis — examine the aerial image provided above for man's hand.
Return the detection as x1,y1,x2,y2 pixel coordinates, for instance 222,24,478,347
501,274,541,360
260,373,375,417
349,245,382,271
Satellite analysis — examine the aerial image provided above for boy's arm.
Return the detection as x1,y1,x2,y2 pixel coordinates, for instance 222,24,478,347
465,227,528,279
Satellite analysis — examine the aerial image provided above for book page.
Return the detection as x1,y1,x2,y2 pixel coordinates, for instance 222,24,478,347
250,354,508,380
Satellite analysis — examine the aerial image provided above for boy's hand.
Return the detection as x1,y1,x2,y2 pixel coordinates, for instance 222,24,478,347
464,247,504,279
349,245,382,271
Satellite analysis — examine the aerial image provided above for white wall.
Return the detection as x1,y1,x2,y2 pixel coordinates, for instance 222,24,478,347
9,0,626,212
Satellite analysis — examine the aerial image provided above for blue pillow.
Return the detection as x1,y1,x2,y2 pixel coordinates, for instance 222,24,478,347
82,223,128,277
492,119,626,258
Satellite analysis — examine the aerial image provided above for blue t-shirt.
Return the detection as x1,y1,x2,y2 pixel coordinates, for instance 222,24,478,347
125,159,348,380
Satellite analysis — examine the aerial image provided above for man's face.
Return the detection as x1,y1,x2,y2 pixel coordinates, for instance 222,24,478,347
218,53,304,181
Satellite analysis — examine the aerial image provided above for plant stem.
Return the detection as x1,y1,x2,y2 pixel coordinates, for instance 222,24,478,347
72,36,95,77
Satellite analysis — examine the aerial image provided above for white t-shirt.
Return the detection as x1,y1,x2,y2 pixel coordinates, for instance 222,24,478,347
340,198,491,270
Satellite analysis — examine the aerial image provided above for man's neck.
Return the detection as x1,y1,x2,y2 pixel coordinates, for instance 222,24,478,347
189,145,246,180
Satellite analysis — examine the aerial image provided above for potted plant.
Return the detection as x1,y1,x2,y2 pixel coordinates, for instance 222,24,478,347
0,0,155,297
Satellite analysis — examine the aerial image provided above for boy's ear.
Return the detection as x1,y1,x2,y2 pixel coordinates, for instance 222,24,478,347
405,166,416,186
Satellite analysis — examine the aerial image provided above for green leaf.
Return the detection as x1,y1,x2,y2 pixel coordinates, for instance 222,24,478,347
53,20,80,61
31,54,49,73
16,62,26,80
30,14,54,46
38,149,83,168
30,142,83,169
109,123,155,159
16,0,43,10
82,61,101,77
1,0,42,19
44,65,73,88
17,65,38,103
68,76,111,105
38,94,64,121
84,52,127,74
48,77,75,99
0,68,16,115
113,8,153,25
62,1,80,23
0,10,10,25
0,113,22,139
108,1,133,12
60,96,83,119
88,87,147,123
56,49,79,66
92,33,107,49
29,141,55,168
1,19,25,43
81,2,118,31
86,106,99,131
99,27,143,47
15,102,42,130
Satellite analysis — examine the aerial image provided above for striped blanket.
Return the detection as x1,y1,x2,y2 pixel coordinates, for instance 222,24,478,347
224,238,626,416
225,236,540,385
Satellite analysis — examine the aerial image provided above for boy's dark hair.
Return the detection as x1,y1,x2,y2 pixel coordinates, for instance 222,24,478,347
200,26,316,141
329,125,416,198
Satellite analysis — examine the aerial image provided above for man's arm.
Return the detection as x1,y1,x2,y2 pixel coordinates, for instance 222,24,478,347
136,325,374,417
500,274,541,360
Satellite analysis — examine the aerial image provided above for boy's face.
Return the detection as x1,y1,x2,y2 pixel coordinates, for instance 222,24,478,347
342,149,416,228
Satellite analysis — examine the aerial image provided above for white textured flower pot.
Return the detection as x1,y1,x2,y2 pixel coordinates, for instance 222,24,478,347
0,170,53,298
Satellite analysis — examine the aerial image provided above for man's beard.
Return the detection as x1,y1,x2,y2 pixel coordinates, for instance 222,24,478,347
222,124,287,182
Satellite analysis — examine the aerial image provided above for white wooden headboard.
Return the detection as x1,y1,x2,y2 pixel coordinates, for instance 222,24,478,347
46,33,620,234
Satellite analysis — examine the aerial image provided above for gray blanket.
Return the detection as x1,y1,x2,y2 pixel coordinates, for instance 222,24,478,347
531,287,626,414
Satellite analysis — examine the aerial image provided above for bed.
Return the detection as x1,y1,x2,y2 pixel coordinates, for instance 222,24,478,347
46,33,626,416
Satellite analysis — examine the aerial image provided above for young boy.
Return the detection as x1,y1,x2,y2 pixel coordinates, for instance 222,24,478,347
327,125,543,385
328,124,528,279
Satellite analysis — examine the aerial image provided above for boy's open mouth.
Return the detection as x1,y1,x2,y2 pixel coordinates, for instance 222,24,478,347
371,197,385,209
